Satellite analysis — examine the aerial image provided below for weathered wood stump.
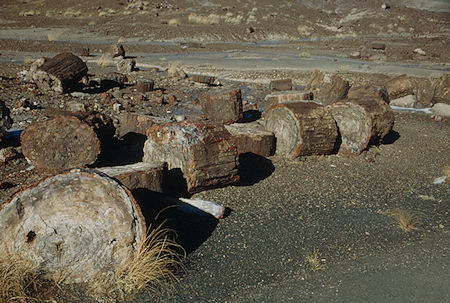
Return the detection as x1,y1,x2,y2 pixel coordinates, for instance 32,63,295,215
306,70,349,105
143,122,239,193
0,169,145,283
33,53,88,93
199,88,243,124
0,100,13,142
263,102,338,158
97,162,167,192
327,97,395,155
21,115,101,173
225,122,275,157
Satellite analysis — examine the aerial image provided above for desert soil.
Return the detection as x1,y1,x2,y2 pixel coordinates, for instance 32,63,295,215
0,0,449,302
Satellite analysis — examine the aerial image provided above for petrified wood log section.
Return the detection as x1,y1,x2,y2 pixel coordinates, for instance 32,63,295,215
143,122,239,193
327,97,395,155
0,169,145,283
199,88,243,124
263,102,338,158
224,122,275,157
20,115,101,173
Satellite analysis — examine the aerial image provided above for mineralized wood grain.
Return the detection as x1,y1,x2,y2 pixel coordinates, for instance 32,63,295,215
264,91,314,109
328,97,395,155
306,70,349,105
263,102,338,158
20,115,101,173
35,53,88,93
143,122,239,193
199,88,243,124
97,162,167,192
0,169,145,283
225,122,275,157
116,112,170,137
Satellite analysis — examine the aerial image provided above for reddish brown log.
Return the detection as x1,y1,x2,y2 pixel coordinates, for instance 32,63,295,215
97,162,167,192
347,85,389,104
306,70,349,105
136,79,154,93
225,122,275,157
20,115,101,173
263,102,338,158
116,112,170,137
34,53,88,93
190,74,215,85
143,122,239,193
265,91,314,109
0,169,145,284
199,88,243,124
384,74,413,100
328,97,395,155
270,79,292,91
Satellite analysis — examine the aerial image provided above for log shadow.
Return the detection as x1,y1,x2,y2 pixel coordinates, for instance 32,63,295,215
241,110,262,122
131,189,219,255
382,130,400,145
236,153,275,186
0,129,22,148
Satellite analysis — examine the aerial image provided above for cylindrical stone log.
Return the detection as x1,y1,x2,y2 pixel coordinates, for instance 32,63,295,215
0,169,146,284
225,122,275,157
327,97,395,155
20,115,101,173
384,74,413,100
347,85,389,104
34,53,88,93
263,102,338,158
270,79,292,92
264,91,314,109
190,74,215,85
306,70,349,105
116,112,170,137
136,79,155,93
199,88,243,124
143,122,239,193
0,100,13,142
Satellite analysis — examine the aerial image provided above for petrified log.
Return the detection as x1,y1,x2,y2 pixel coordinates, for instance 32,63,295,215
97,162,166,192
34,53,88,93
384,74,413,100
263,102,338,158
225,122,275,157
178,197,226,219
270,79,292,92
265,91,314,109
190,74,215,85
110,44,125,58
143,122,239,193
432,74,450,105
136,79,154,93
116,112,170,137
0,169,145,283
347,85,389,104
0,100,13,142
199,88,243,124
306,70,349,105
328,97,395,155
20,115,101,173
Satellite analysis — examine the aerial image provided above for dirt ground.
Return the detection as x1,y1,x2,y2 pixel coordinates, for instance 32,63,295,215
0,0,449,302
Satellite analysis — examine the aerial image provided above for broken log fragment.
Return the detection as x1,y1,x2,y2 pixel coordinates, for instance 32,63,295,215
306,70,349,105
264,91,314,109
116,112,170,137
178,197,226,219
0,100,13,142
328,97,395,155
225,122,275,157
347,85,389,104
97,162,167,192
20,115,101,173
270,79,293,92
136,79,154,93
0,169,145,284
263,102,338,158
110,44,126,58
384,74,413,100
143,122,239,193
190,74,215,85
199,88,243,124
34,53,88,93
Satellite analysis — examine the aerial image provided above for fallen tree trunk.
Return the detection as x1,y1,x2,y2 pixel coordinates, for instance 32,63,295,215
327,97,395,155
20,115,101,173
224,122,275,157
0,169,145,284
199,88,243,124
33,53,88,93
143,122,239,193
263,102,338,158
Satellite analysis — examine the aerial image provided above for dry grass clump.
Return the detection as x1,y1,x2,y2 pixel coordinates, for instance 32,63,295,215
386,209,418,232
188,13,220,25
306,249,326,271
0,254,61,303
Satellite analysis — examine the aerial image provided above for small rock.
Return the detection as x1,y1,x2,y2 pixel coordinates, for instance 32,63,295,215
349,51,361,59
381,4,390,9
0,146,19,164
117,59,136,74
113,103,122,113
390,95,415,107
247,26,255,34
110,44,125,58
413,48,426,56
68,102,87,112
431,103,450,118
370,41,386,50
80,47,90,57
174,114,185,122
136,79,154,93
432,74,450,105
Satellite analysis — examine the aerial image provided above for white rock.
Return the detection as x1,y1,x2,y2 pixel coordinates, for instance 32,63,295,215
390,95,415,107
431,103,450,118
414,48,426,56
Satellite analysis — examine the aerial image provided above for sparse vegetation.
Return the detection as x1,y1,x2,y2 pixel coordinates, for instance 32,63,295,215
386,209,418,232
188,13,220,25
306,249,326,271
168,18,180,26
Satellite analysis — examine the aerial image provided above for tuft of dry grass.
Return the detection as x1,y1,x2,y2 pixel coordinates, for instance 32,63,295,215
386,209,418,232
0,254,61,303
188,13,220,25
168,18,180,26
306,249,326,271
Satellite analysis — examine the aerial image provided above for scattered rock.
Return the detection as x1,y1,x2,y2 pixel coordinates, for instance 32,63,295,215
117,59,136,74
270,78,293,92
413,48,426,56
110,44,125,58
136,79,154,93
190,74,216,85
390,94,416,107
431,103,450,119
79,47,90,57
432,74,450,105
385,74,413,100
414,78,435,107
370,41,386,50
306,70,349,105
0,146,20,164
349,51,361,59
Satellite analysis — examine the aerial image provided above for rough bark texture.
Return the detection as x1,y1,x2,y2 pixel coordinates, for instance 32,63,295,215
225,122,275,157
263,102,338,158
35,53,88,93
0,100,13,142
199,88,243,124
116,112,170,137
264,91,314,109
270,79,292,91
0,169,145,284
384,74,413,100
20,115,101,173
306,70,349,105
143,122,239,193
328,97,395,155
97,162,166,192
190,74,215,85
432,74,450,105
